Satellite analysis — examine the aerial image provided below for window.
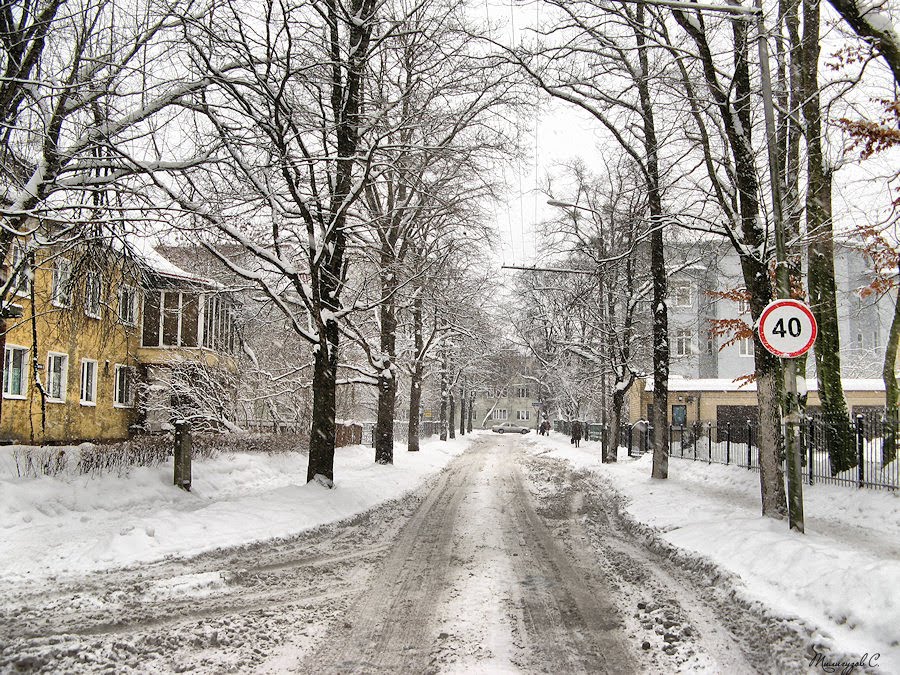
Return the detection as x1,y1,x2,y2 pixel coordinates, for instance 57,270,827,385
672,281,692,307
494,387,508,399
515,385,529,398
46,353,68,402
674,329,692,356
857,333,863,349
739,338,754,357
9,243,29,295
51,258,73,307
114,364,135,407
490,408,508,421
672,404,687,427
707,339,714,355
79,359,97,405
516,409,530,421
2,345,28,398
118,285,138,325
85,273,102,319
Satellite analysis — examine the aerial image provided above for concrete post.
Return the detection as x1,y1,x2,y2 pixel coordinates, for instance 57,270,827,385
174,421,192,491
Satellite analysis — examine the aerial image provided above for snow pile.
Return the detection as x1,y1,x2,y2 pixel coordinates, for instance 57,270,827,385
525,432,900,672
0,435,475,582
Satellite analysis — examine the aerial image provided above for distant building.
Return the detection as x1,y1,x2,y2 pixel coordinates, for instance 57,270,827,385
665,239,895,381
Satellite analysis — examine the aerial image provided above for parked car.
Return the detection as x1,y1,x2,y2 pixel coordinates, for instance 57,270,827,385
491,421,531,434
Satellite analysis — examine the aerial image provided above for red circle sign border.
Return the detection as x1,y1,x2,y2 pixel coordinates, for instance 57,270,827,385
757,299,818,358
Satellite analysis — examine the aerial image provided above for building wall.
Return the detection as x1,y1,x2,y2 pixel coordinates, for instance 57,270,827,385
2,246,141,443
471,383,538,429
667,240,897,382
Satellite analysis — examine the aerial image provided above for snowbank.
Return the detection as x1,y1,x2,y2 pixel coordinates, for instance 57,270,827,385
0,435,475,582
524,432,900,673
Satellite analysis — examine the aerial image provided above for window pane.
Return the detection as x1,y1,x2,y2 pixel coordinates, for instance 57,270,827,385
142,291,161,347
180,294,199,347
163,292,180,346
81,361,95,402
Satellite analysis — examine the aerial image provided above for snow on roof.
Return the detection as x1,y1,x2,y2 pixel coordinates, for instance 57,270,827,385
128,237,218,287
646,377,886,392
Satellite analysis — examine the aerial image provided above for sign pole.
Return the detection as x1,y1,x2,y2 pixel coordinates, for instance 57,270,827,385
758,300,817,533
755,7,806,534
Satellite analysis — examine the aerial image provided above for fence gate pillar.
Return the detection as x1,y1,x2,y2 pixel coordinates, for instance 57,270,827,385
174,421,192,492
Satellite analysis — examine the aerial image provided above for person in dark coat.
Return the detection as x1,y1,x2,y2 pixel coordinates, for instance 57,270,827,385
571,419,583,448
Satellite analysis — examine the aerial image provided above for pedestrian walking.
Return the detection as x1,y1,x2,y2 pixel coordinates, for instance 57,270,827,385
571,419,583,448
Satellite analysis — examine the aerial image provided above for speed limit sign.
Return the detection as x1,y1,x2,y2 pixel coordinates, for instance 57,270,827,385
757,299,817,358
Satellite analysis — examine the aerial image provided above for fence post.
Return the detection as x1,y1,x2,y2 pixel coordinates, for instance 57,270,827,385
693,422,698,460
807,418,815,486
627,425,633,456
668,424,672,460
174,420,192,492
725,422,731,465
746,420,753,470
646,424,652,455
707,422,713,464
856,414,865,488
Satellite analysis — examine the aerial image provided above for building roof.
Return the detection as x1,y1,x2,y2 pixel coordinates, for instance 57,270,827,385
129,238,219,287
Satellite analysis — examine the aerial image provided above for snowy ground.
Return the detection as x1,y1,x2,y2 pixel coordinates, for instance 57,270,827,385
1,430,897,673
0,436,474,581
523,432,900,674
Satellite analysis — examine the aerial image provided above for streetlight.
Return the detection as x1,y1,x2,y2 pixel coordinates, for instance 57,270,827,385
545,199,611,429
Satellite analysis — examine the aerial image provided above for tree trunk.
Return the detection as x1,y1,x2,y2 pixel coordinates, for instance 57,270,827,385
449,391,456,439
881,258,900,465
635,3,669,479
374,256,398,465
459,380,466,436
439,347,448,441
608,384,629,463
307,320,339,483
407,292,424,452
467,391,474,432
802,0,855,474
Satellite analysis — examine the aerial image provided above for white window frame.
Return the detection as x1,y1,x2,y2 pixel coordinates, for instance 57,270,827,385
118,285,138,325
46,352,68,402
114,364,135,408
3,344,29,399
84,272,102,319
737,292,750,314
516,409,530,421
492,408,508,421
80,359,97,406
10,243,30,296
515,385,528,398
674,329,692,357
739,337,754,357
51,258,73,308
672,281,692,307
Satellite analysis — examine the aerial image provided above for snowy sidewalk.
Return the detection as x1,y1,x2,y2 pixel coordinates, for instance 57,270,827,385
524,432,900,673
0,435,475,583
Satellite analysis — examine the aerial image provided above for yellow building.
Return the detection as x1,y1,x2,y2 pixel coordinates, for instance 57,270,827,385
1,236,237,444
628,376,888,428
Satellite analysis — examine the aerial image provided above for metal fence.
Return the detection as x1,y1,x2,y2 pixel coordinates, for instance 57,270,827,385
663,411,898,490
550,412,898,491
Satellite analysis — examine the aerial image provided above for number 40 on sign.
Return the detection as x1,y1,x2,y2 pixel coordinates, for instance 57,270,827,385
757,299,817,358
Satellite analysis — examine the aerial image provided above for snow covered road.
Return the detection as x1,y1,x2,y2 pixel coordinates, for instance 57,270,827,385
0,434,824,673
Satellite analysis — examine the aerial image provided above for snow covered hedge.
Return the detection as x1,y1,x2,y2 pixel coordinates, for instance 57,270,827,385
4,432,310,479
